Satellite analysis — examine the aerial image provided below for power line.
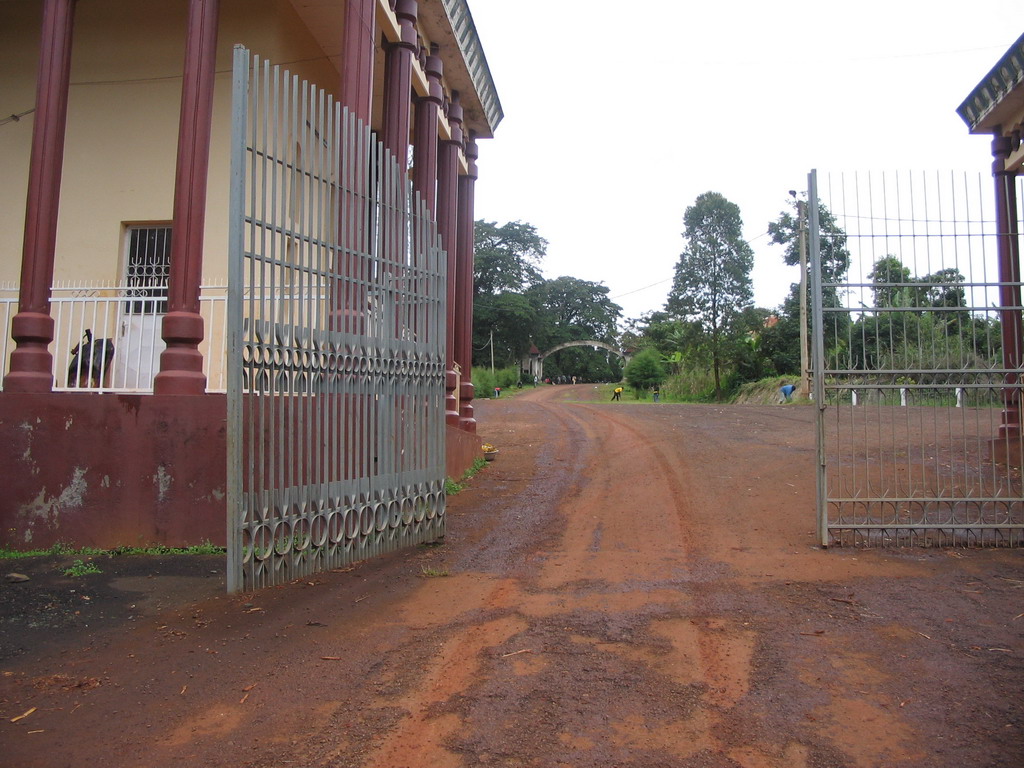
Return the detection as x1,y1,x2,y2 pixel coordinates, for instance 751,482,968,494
0,109,34,127
609,230,771,301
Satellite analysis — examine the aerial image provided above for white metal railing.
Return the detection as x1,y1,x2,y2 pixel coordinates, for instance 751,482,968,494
0,282,15,383
0,283,228,393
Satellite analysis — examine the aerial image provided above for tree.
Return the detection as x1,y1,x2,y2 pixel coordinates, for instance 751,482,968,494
666,192,753,399
473,220,547,296
526,276,622,345
767,198,852,371
624,348,666,397
868,255,914,308
472,219,549,369
472,292,540,368
768,199,850,287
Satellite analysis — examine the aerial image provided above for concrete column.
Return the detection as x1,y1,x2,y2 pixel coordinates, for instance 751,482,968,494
339,0,375,124
436,95,463,426
993,134,1023,439
456,135,479,432
332,0,376,335
4,0,77,393
412,49,442,213
153,0,219,395
382,0,417,164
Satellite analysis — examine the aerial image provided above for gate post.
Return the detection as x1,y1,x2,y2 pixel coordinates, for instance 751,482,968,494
808,170,829,547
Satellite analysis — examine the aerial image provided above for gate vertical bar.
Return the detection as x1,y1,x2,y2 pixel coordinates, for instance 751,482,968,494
226,45,249,592
809,170,829,547
229,54,447,591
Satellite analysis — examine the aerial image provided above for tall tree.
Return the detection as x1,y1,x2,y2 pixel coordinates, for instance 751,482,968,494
767,198,852,370
666,192,753,399
527,276,622,344
473,220,547,296
472,292,540,368
868,255,914,308
768,200,850,287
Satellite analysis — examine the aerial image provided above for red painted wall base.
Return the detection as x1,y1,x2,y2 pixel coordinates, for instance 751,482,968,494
0,393,227,550
446,423,482,481
0,393,479,552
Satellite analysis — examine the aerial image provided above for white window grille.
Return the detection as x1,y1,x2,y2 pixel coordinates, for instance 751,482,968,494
124,225,171,314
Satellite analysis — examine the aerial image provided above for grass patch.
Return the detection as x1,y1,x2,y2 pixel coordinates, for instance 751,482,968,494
63,559,102,577
0,541,225,560
732,377,808,405
445,455,490,495
0,542,97,559
420,565,450,578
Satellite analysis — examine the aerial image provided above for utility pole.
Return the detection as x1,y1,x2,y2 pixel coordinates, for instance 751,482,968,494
490,328,495,377
798,199,811,398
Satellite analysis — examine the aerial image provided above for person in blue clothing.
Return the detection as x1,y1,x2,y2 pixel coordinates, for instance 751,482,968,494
779,384,796,403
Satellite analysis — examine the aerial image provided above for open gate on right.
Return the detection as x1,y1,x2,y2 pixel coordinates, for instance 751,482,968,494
809,169,1024,547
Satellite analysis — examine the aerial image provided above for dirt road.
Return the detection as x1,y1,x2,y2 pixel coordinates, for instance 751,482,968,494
2,385,1022,767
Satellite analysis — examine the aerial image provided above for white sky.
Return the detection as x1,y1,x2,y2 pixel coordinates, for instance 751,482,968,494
466,0,1023,322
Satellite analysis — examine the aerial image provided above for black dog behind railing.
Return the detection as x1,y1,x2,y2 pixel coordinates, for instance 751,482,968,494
67,329,115,388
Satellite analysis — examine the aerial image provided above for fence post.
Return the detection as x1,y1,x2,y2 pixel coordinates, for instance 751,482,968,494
808,170,829,547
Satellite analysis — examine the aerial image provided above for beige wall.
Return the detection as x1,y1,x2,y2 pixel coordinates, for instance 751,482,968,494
0,0,340,288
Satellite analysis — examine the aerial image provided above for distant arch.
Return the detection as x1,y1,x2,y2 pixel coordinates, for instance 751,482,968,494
523,340,629,381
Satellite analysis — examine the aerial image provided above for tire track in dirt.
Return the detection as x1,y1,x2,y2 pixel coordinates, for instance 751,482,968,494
3,388,1021,768
523,398,769,764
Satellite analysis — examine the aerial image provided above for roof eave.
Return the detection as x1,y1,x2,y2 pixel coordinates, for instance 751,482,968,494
957,31,1024,134
437,0,503,137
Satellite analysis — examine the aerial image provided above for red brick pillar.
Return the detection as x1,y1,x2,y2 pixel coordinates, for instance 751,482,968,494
413,49,443,213
436,96,463,426
381,0,417,163
332,0,376,335
456,135,478,432
993,134,1023,439
4,0,77,393
340,0,375,125
153,0,219,395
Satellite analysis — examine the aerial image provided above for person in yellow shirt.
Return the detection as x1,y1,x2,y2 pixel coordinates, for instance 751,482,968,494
611,386,623,401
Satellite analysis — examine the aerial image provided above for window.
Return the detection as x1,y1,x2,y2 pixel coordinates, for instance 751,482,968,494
124,225,171,314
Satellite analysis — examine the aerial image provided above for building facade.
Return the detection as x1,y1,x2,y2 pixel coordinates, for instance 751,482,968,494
0,0,500,549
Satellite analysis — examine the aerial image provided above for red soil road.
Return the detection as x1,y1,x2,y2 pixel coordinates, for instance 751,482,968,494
2,384,1023,767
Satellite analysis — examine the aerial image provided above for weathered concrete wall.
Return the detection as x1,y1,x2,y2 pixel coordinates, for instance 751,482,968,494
0,393,472,551
0,393,227,550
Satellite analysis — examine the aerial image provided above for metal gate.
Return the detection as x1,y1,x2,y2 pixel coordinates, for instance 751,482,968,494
226,48,447,591
809,169,1024,547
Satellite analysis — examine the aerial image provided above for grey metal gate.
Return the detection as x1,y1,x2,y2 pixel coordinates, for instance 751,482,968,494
226,48,447,591
809,169,1024,547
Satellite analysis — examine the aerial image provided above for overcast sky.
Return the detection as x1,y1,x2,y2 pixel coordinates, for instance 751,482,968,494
466,1,1022,322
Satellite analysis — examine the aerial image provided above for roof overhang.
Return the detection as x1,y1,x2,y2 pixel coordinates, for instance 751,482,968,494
419,0,503,138
287,0,502,138
956,31,1024,136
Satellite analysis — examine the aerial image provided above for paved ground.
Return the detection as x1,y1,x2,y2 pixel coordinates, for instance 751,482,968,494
1,384,1022,767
